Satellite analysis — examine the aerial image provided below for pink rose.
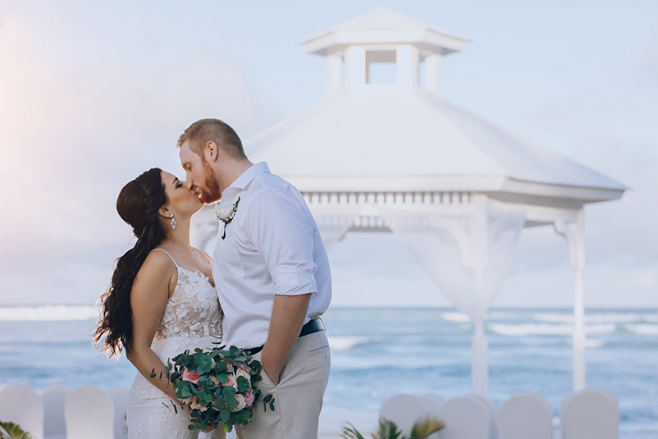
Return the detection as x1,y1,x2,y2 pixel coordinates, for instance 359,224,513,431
225,374,238,390
182,369,201,384
189,395,208,412
244,388,255,407
236,364,246,371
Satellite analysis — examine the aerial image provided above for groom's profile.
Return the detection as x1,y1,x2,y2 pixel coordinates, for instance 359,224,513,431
177,118,332,439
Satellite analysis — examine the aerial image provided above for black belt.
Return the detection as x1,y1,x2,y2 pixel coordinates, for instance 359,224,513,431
300,317,325,337
245,318,325,356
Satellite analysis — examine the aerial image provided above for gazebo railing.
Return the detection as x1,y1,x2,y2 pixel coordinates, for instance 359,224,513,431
302,191,473,207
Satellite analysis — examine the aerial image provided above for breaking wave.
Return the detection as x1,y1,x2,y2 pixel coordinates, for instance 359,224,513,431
625,324,658,335
441,312,471,322
0,306,99,321
488,323,617,336
532,313,644,324
328,336,370,351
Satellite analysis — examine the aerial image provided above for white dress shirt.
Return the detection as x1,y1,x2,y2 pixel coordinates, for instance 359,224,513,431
212,162,332,349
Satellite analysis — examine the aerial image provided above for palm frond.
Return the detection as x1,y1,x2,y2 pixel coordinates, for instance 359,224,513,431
408,417,445,439
372,419,402,439
340,416,444,439
340,422,366,439
0,421,33,439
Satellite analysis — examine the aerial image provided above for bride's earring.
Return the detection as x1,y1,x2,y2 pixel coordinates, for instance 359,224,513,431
170,213,177,230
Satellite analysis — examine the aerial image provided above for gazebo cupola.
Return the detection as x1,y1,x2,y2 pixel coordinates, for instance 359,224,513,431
300,7,469,95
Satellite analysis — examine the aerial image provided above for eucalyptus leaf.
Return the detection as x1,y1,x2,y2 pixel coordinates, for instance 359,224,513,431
223,386,236,398
236,376,249,393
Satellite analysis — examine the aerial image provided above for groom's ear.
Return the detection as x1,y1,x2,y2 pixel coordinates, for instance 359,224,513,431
205,141,219,163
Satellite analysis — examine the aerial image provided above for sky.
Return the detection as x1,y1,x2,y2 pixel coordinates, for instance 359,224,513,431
0,0,657,308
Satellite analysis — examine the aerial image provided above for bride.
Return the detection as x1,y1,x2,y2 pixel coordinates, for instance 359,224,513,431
94,168,225,438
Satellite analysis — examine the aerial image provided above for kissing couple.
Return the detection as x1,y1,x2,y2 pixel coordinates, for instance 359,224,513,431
94,118,332,438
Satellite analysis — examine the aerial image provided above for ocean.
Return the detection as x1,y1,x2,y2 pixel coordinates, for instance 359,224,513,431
0,306,656,438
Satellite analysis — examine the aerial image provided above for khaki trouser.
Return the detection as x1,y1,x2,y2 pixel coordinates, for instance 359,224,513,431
236,331,331,439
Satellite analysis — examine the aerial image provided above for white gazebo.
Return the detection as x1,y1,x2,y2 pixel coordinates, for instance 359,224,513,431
192,8,625,396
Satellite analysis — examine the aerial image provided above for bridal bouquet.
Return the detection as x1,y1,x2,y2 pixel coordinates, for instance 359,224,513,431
154,346,275,433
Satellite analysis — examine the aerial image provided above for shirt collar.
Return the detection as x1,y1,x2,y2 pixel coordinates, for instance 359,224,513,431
221,162,270,203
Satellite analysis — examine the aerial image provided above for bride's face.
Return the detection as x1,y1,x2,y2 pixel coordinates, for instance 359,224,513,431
160,171,203,218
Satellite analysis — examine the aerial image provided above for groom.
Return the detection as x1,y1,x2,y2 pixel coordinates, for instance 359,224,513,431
177,118,332,438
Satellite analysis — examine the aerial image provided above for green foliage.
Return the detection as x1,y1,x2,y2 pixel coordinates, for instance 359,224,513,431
236,376,250,393
0,421,33,439
340,417,444,439
408,418,444,439
341,422,367,439
372,420,402,439
163,344,274,432
262,394,276,413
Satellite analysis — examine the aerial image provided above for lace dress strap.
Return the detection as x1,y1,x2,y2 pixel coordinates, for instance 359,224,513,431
150,248,179,269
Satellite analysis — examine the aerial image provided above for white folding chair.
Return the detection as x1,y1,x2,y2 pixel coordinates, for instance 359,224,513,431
438,395,492,439
379,393,430,437
419,393,445,416
497,391,553,439
466,394,498,439
587,386,617,402
65,386,114,439
560,387,619,439
39,384,70,438
0,384,44,439
108,387,130,439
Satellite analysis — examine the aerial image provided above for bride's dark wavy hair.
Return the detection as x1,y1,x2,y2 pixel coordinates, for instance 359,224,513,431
93,168,168,358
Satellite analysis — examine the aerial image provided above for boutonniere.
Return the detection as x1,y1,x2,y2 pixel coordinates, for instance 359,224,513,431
213,197,240,240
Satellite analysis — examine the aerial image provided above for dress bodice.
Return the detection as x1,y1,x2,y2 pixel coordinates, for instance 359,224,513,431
155,266,223,341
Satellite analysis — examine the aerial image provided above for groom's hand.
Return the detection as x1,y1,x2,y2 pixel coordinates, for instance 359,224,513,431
261,293,311,385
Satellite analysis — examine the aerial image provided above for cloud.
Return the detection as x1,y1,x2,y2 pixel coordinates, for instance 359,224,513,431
0,15,280,304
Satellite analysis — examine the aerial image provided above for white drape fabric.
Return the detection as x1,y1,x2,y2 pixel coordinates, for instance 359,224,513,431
317,216,353,251
381,199,525,395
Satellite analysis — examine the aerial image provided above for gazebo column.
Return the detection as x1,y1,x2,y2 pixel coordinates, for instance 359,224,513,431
425,54,442,95
471,195,489,396
554,208,586,390
326,54,343,95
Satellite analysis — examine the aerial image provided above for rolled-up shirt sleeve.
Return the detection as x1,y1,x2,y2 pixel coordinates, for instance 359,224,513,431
245,188,318,296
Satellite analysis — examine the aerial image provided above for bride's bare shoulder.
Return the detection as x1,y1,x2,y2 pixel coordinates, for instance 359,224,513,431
138,249,178,278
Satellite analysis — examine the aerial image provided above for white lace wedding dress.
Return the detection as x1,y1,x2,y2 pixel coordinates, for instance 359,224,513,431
127,249,226,439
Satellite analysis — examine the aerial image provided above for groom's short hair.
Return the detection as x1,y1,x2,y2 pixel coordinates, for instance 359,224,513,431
177,118,247,160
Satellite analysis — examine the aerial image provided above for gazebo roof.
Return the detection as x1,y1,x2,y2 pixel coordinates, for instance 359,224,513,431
248,91,624,202
301,7,469,56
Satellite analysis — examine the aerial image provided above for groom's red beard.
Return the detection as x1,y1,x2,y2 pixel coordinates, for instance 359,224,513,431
197,160,222,204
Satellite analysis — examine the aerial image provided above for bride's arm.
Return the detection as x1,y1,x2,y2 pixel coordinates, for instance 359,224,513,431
125,252,179,403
